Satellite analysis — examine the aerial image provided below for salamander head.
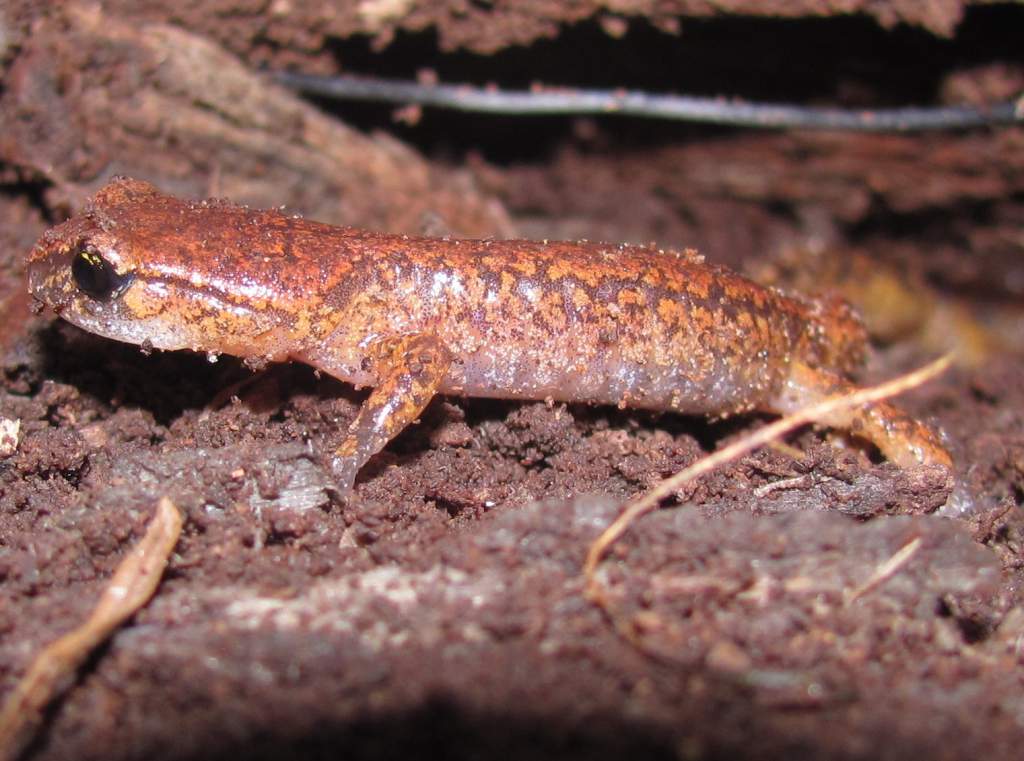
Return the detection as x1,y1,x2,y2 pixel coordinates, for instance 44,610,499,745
27,177,289,358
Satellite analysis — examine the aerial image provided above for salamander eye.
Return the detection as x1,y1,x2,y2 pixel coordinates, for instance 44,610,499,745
71,245,133,301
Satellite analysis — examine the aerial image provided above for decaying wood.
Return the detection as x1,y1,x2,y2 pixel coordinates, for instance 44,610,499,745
0,5,512,238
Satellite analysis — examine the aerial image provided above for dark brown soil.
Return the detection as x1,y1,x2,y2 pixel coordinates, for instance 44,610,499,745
2,2,1023,760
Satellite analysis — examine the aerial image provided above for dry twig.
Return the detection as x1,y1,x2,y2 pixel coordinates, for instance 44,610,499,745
584,354,953,596
845,536,923,604
0,497,183,761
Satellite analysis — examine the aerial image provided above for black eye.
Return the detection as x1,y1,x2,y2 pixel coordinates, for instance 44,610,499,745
71,246,133,301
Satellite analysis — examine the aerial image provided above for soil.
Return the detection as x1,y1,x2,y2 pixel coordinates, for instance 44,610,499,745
1,2,1023,760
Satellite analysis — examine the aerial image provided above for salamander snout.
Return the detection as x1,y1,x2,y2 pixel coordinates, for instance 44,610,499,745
25,221,163,350
26,209,274,355
28,217,137,309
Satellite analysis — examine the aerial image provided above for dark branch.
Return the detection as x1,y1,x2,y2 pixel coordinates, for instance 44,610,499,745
273,71,1023,133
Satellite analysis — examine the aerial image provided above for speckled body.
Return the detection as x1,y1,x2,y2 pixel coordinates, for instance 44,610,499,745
28,178,951,490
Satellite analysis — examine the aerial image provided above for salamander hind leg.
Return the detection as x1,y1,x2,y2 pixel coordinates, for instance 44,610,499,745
328,334,452,494
772,361,953,472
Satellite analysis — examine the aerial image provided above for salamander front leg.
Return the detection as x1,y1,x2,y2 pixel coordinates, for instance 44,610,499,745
330,334,452,494
772,361,953,472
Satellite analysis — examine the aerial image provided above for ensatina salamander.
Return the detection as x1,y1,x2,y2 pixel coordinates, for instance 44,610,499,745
28,178,951,492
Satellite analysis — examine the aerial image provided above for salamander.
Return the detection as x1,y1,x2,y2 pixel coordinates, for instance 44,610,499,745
27,177,952,493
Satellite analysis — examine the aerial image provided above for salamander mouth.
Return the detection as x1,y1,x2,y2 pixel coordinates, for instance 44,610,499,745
28,231,287,356
26,238,173,348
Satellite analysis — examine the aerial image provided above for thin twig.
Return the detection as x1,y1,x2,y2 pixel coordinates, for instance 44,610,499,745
845,536,923,604
583,353,953,594
0,497,183,761
274,72,1022,132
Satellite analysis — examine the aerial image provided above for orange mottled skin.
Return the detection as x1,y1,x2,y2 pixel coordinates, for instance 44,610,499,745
28,178,951,492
